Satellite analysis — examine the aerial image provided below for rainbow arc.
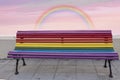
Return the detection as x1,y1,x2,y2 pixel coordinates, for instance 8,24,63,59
35,5,94,29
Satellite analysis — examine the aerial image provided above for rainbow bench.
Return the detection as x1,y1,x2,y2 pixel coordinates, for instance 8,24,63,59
8,30,119,78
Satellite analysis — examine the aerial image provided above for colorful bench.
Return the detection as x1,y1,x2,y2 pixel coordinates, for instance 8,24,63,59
8,30,119,78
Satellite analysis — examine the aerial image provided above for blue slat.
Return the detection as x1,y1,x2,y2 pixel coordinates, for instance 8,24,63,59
15,49,114,53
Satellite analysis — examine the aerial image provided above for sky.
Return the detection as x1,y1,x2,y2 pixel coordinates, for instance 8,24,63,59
0,0,120,36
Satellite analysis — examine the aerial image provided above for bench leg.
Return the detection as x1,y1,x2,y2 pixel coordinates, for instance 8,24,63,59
108,60,113,78
22,58,26,66
104,59,107,68
15,59,19,75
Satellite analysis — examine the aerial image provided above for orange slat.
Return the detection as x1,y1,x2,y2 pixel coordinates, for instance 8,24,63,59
16,38,112,43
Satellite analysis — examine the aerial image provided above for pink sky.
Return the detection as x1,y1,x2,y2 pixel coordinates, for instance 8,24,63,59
0,0,120,36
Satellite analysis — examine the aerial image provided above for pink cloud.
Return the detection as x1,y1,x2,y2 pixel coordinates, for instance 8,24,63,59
81,0,120,11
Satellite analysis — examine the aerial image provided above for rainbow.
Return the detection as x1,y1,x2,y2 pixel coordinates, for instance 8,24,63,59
35,5,94,28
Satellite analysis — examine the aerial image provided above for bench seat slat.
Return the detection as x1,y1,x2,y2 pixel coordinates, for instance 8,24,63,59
8,51,118,56
8,55,119,60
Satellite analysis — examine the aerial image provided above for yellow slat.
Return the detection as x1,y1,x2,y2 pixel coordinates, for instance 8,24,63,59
16,43,113,48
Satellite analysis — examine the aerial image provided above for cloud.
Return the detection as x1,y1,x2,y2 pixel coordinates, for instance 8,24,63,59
0,0,30,6
0,0,117,7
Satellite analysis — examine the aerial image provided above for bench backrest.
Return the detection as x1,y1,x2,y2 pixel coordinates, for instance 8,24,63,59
15,30,114,51
16,30,112,43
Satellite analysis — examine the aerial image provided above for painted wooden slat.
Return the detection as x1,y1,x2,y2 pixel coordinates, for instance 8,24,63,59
17,30,112,34
16,38,112,43
8,51,118,56
17,33,111,36
15,47,113,50
17,35,112,38
17,30,112,38
17,33,112,38
16,43,113,48
14,49,114,52
8,55,119,60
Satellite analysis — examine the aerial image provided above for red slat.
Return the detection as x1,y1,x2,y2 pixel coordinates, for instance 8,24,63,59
17,33,112,38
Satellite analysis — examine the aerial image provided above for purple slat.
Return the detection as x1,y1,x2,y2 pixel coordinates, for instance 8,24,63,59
8,55,119,60
17,30,112,34
8,51,118,57
16,30,112,38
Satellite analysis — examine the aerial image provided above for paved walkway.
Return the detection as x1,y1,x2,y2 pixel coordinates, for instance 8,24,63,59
0,59,120,80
